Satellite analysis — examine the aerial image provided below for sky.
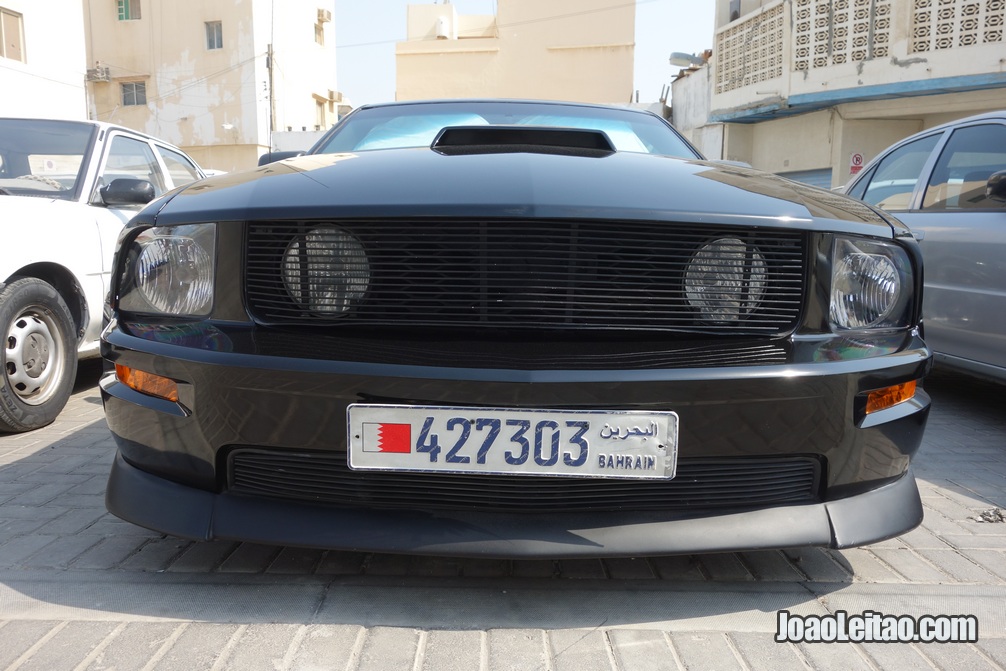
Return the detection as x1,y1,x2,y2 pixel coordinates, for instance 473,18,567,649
334,0,716,107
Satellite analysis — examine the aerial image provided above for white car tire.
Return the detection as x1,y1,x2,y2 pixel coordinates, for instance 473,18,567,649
0,278,78,433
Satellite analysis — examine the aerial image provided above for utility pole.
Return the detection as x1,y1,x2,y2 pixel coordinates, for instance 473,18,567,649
267,43,276,135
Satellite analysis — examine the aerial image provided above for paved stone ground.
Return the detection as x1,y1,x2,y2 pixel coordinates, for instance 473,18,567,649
0,361,1004,670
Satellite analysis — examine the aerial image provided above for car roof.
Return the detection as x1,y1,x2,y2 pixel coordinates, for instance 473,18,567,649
353,98,663,119
865,110,1006,162
845,109,1006,197
915,110,1006,134
0,117,183,148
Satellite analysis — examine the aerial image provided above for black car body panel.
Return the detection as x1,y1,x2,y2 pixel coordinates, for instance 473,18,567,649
101,100,931,557
156,149,896,232
101,318,930,556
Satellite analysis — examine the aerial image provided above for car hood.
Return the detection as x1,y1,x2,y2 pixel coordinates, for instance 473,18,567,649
152,148,897,236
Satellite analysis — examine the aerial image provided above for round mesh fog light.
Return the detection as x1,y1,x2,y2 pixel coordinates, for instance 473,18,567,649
685,237,767,323
283,226,370,314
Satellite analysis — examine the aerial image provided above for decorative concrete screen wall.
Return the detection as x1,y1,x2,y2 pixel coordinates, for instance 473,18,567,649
714,1,784,94
712,0,1006,119
910,0,1005,52
793,0,892,69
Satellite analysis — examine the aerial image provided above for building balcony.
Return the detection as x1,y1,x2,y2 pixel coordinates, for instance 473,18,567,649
712,0,1006,122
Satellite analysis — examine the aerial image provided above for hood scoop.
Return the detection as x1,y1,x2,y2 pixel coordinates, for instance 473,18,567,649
431,125,615,157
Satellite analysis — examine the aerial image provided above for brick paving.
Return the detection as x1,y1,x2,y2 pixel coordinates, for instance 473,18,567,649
0,361,1004,669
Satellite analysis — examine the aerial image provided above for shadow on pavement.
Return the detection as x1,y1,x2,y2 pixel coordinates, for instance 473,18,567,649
0,367,1002,627
72,358,106,395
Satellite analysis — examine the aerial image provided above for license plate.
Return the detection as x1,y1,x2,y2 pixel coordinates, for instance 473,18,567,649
347,404,678,479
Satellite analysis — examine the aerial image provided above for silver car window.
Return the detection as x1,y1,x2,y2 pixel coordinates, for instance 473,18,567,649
922,123,1006,211
860,133,940,211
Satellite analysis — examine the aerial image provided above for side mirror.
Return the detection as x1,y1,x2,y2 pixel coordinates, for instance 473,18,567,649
986,170,1006,203
258,150,305,166
100,178,156,206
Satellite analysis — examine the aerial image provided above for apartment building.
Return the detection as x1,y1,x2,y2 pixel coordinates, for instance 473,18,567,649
0,1,87,119
396,0,634,104
673,0,1006,187
83,0,341,171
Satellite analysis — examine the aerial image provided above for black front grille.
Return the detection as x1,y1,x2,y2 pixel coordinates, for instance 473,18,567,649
246,331,790,370
227,449,821,512
246,220,806,335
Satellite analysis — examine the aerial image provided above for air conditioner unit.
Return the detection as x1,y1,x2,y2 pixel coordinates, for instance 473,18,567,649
317,8,332,23
86,66,110,82
436,16,450,39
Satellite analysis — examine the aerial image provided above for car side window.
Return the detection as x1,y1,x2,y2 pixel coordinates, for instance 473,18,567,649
101,135,166,197
922,124,1006,211
845,165,875,200
860,134,941,210
156,146,202,189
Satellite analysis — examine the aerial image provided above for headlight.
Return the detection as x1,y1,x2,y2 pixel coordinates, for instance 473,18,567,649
118,224,216,316
829,237,912,330
685,237,767,323
282,226,369,315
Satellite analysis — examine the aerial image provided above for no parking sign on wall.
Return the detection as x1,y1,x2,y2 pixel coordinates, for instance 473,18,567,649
850,152,864,175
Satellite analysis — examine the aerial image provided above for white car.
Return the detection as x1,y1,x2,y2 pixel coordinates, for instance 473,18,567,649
0,118,204,432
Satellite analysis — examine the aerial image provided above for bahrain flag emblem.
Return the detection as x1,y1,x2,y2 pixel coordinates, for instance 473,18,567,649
362,422,412,453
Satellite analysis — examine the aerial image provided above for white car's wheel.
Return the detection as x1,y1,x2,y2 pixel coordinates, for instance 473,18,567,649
0,278,78,433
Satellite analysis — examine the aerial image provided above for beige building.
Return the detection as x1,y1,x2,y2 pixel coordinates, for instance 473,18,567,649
83,0,342,172
0,1,87,119
673,0,1006,188
396,0,634,104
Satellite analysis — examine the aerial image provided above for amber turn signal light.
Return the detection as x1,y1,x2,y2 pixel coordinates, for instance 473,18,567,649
115,364,179,403
865,380,917,414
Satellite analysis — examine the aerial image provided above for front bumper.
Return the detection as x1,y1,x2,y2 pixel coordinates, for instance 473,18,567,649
100,320,932,557
106,450,922,558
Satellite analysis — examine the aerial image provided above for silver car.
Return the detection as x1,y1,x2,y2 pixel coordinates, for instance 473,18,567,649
845,111,1006,383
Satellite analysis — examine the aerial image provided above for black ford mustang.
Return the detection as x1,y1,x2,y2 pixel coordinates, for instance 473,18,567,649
100,100,931,557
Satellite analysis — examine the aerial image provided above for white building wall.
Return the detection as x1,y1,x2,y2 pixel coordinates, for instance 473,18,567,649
0,0,86,119
670,64,724,159
83,0,337,172
396,0,634,104
272,129,325,151
269,0,338,134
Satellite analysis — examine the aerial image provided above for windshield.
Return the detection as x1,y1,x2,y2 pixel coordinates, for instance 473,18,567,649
0,119,97,200
314,101,701,159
